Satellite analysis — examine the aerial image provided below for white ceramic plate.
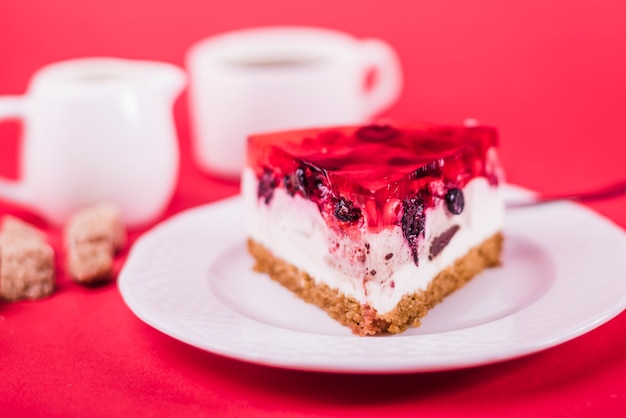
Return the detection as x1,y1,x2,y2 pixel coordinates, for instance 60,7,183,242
118,188,626,373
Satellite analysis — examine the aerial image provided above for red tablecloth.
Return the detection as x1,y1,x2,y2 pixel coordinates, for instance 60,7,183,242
2,1,626,417
2,148,626,418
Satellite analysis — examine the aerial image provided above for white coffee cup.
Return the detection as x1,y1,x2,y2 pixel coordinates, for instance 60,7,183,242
186,26,403,178
0,57,186,227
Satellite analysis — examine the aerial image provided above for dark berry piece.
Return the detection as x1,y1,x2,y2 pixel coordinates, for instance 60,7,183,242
294,166,307,193
385,253,393,260
257,167,277,204
412,160,442,179
370,269,377,276
401,196,426,265
334,197,361,223
429,225,460,260
283,174,297,196
355,124,400,142
294,162,327,199
445,188,464,214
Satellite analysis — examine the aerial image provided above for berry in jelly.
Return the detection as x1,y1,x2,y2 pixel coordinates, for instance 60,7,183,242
257,167,277,204
445,188,464,215
334,197,362,223
401,195,426,265
294,162,328,199
283,174,298,196
355,124,400,142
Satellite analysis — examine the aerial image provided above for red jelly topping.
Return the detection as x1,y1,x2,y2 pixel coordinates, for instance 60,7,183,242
248,123,500,264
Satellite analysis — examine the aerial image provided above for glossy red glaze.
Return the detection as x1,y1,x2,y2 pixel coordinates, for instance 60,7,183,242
247,124,500,231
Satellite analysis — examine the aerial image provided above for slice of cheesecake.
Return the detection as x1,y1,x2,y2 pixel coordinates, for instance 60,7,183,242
243,123,505,335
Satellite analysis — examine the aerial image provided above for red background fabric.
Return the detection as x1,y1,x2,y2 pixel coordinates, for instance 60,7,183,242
1,1,626,416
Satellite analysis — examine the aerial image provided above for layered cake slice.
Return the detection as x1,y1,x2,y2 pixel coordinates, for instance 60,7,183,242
243,123,504,335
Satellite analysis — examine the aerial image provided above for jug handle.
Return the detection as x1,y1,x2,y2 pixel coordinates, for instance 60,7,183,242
359,38,403,120
0,95,31,205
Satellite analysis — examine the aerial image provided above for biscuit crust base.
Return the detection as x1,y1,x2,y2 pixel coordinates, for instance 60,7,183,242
248,233,503,336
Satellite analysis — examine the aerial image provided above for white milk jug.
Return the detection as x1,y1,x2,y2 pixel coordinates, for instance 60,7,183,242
0,57,186,227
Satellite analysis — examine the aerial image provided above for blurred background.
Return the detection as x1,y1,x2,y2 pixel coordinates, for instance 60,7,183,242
1,0,625,219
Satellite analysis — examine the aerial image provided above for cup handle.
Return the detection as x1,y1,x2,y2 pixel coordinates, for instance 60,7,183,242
0,96,30,205
359,39,403,120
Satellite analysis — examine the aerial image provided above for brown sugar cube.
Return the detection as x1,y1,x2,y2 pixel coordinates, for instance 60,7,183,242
65,204,126,250
0,216,55,301
1,215,47,243
67,241,115,283
65,204,126,284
